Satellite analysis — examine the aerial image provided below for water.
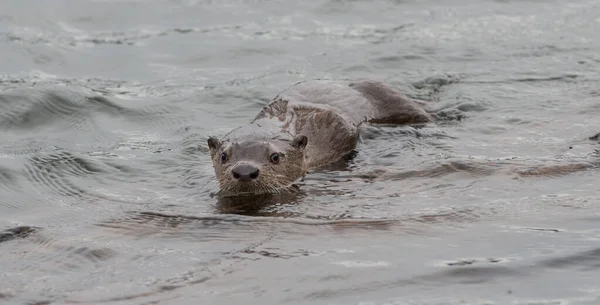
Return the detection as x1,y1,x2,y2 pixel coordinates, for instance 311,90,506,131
1,0,600,304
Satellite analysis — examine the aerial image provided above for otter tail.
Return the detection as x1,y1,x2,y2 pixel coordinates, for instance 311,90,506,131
349,80,433,125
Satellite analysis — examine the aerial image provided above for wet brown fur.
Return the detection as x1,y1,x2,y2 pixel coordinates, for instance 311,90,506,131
207,79,433,195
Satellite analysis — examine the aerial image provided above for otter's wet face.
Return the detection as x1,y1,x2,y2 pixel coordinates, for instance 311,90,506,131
207,135,308,195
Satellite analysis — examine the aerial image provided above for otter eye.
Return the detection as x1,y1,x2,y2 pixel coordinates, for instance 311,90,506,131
220,152,228,163
270,153,280,164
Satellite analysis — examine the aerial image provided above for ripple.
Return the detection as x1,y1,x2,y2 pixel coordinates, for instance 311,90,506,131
0,160,48,209
0,79,191,131
0,139,47,156
516,162,596,177
332,260,390,268
511,74,579,83
434,109,466,125
2,230,117,276
358,124,452,141
0,165,17,189
59,246,117,270
0,87,126,130
0,226,39,243
21,149,147,204
97,210,420,240
442,257,506,267
237,22,414,45
411,74,461,98
542,247,600,270
370,153,600,182
24,150,104,198
2,24,245,48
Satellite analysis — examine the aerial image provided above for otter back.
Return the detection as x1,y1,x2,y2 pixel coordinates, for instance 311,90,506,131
252,80,433,168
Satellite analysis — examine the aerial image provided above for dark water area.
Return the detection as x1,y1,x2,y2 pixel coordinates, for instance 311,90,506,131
1,0,600,304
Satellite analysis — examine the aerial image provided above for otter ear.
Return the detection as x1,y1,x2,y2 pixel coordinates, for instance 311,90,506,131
207,137,221,152
291,135,308,150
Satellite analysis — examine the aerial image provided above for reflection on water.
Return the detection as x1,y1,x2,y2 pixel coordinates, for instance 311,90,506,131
214,189,308,216
2,0,600,304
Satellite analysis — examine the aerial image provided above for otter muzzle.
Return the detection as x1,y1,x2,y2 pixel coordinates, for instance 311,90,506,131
231,163,260,182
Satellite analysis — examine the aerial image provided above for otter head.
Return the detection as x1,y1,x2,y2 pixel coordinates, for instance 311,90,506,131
207,135,308,195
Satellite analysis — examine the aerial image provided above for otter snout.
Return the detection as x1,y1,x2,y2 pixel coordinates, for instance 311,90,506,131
231,163,260,182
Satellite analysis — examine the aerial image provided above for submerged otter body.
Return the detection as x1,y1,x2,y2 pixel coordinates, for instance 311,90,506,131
207,80,433,195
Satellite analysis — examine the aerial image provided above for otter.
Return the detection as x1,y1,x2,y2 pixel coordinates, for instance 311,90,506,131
207,80,433,195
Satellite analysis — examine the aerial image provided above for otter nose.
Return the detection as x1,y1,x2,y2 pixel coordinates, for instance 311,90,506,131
231,164,260,182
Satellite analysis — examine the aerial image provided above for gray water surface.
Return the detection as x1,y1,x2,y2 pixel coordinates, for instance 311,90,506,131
1,0,600,304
